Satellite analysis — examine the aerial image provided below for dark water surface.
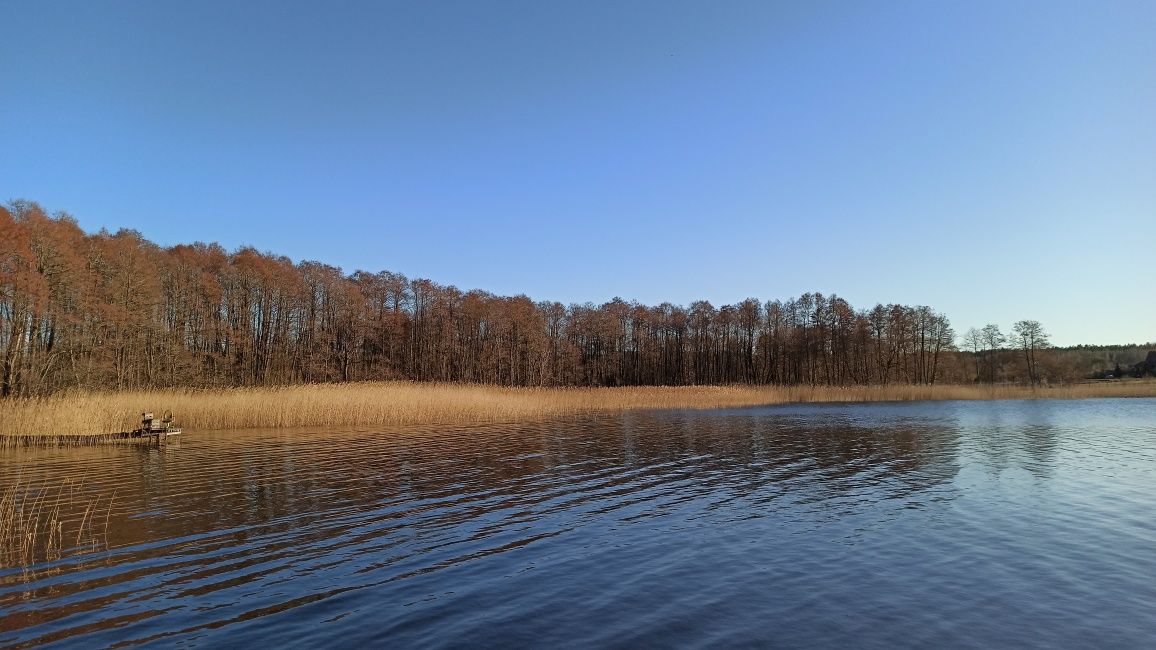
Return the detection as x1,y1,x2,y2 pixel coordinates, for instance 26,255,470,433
2,399,1155,648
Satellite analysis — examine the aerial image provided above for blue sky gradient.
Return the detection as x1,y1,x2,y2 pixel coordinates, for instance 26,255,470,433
2,1,1153,346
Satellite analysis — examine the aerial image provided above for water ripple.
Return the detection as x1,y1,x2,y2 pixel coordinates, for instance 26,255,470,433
2,399,1155,648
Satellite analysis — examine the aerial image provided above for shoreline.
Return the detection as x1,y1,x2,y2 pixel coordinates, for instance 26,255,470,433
2,379,1156,439
2,380,1154,442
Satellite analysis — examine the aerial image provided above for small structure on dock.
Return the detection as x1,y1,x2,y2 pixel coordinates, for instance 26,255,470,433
131,411,182,439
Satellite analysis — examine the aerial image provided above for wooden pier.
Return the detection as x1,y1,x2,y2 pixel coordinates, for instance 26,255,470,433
118,411,182,442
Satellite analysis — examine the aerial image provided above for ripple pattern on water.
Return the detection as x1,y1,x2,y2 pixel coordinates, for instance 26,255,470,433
1,398,1155,648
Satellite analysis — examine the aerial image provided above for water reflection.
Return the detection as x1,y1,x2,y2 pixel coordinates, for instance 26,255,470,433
1,399,1154,648
955,400,1061,478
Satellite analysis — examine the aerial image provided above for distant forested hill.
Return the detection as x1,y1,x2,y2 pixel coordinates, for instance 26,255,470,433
1,200,1151,396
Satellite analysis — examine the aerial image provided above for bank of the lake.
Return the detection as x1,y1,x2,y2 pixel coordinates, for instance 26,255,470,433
2,380,1155,441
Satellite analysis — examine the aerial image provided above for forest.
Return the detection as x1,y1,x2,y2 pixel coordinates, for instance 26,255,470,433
0,201,1144,397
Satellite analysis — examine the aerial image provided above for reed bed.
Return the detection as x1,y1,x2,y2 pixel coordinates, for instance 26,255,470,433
0,478,113,568
1,380,1153,441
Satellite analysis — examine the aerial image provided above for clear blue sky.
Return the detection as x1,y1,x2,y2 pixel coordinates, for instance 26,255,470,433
2,1,1153,346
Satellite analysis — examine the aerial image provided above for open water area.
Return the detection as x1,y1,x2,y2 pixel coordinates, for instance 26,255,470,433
1,398,1155,648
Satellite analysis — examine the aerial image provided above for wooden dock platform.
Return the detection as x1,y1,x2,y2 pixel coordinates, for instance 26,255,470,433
122,411,182,442
122,427,182,440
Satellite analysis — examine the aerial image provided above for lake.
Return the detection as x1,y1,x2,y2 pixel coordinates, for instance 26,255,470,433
2,399,1155,648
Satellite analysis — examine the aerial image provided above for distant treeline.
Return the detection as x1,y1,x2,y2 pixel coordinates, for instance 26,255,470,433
0,201,1148,396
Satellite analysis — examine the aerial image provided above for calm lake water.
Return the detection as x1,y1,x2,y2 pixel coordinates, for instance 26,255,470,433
2,399,1155,648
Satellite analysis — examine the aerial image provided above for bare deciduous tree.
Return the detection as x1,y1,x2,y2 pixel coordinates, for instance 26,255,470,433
1013,320,1050,385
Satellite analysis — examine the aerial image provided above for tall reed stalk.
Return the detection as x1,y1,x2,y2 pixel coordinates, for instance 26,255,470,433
0,478,112,568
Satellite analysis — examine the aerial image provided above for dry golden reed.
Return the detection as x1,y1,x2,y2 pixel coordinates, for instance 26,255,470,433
0,478,112,568
1,380,1153,440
